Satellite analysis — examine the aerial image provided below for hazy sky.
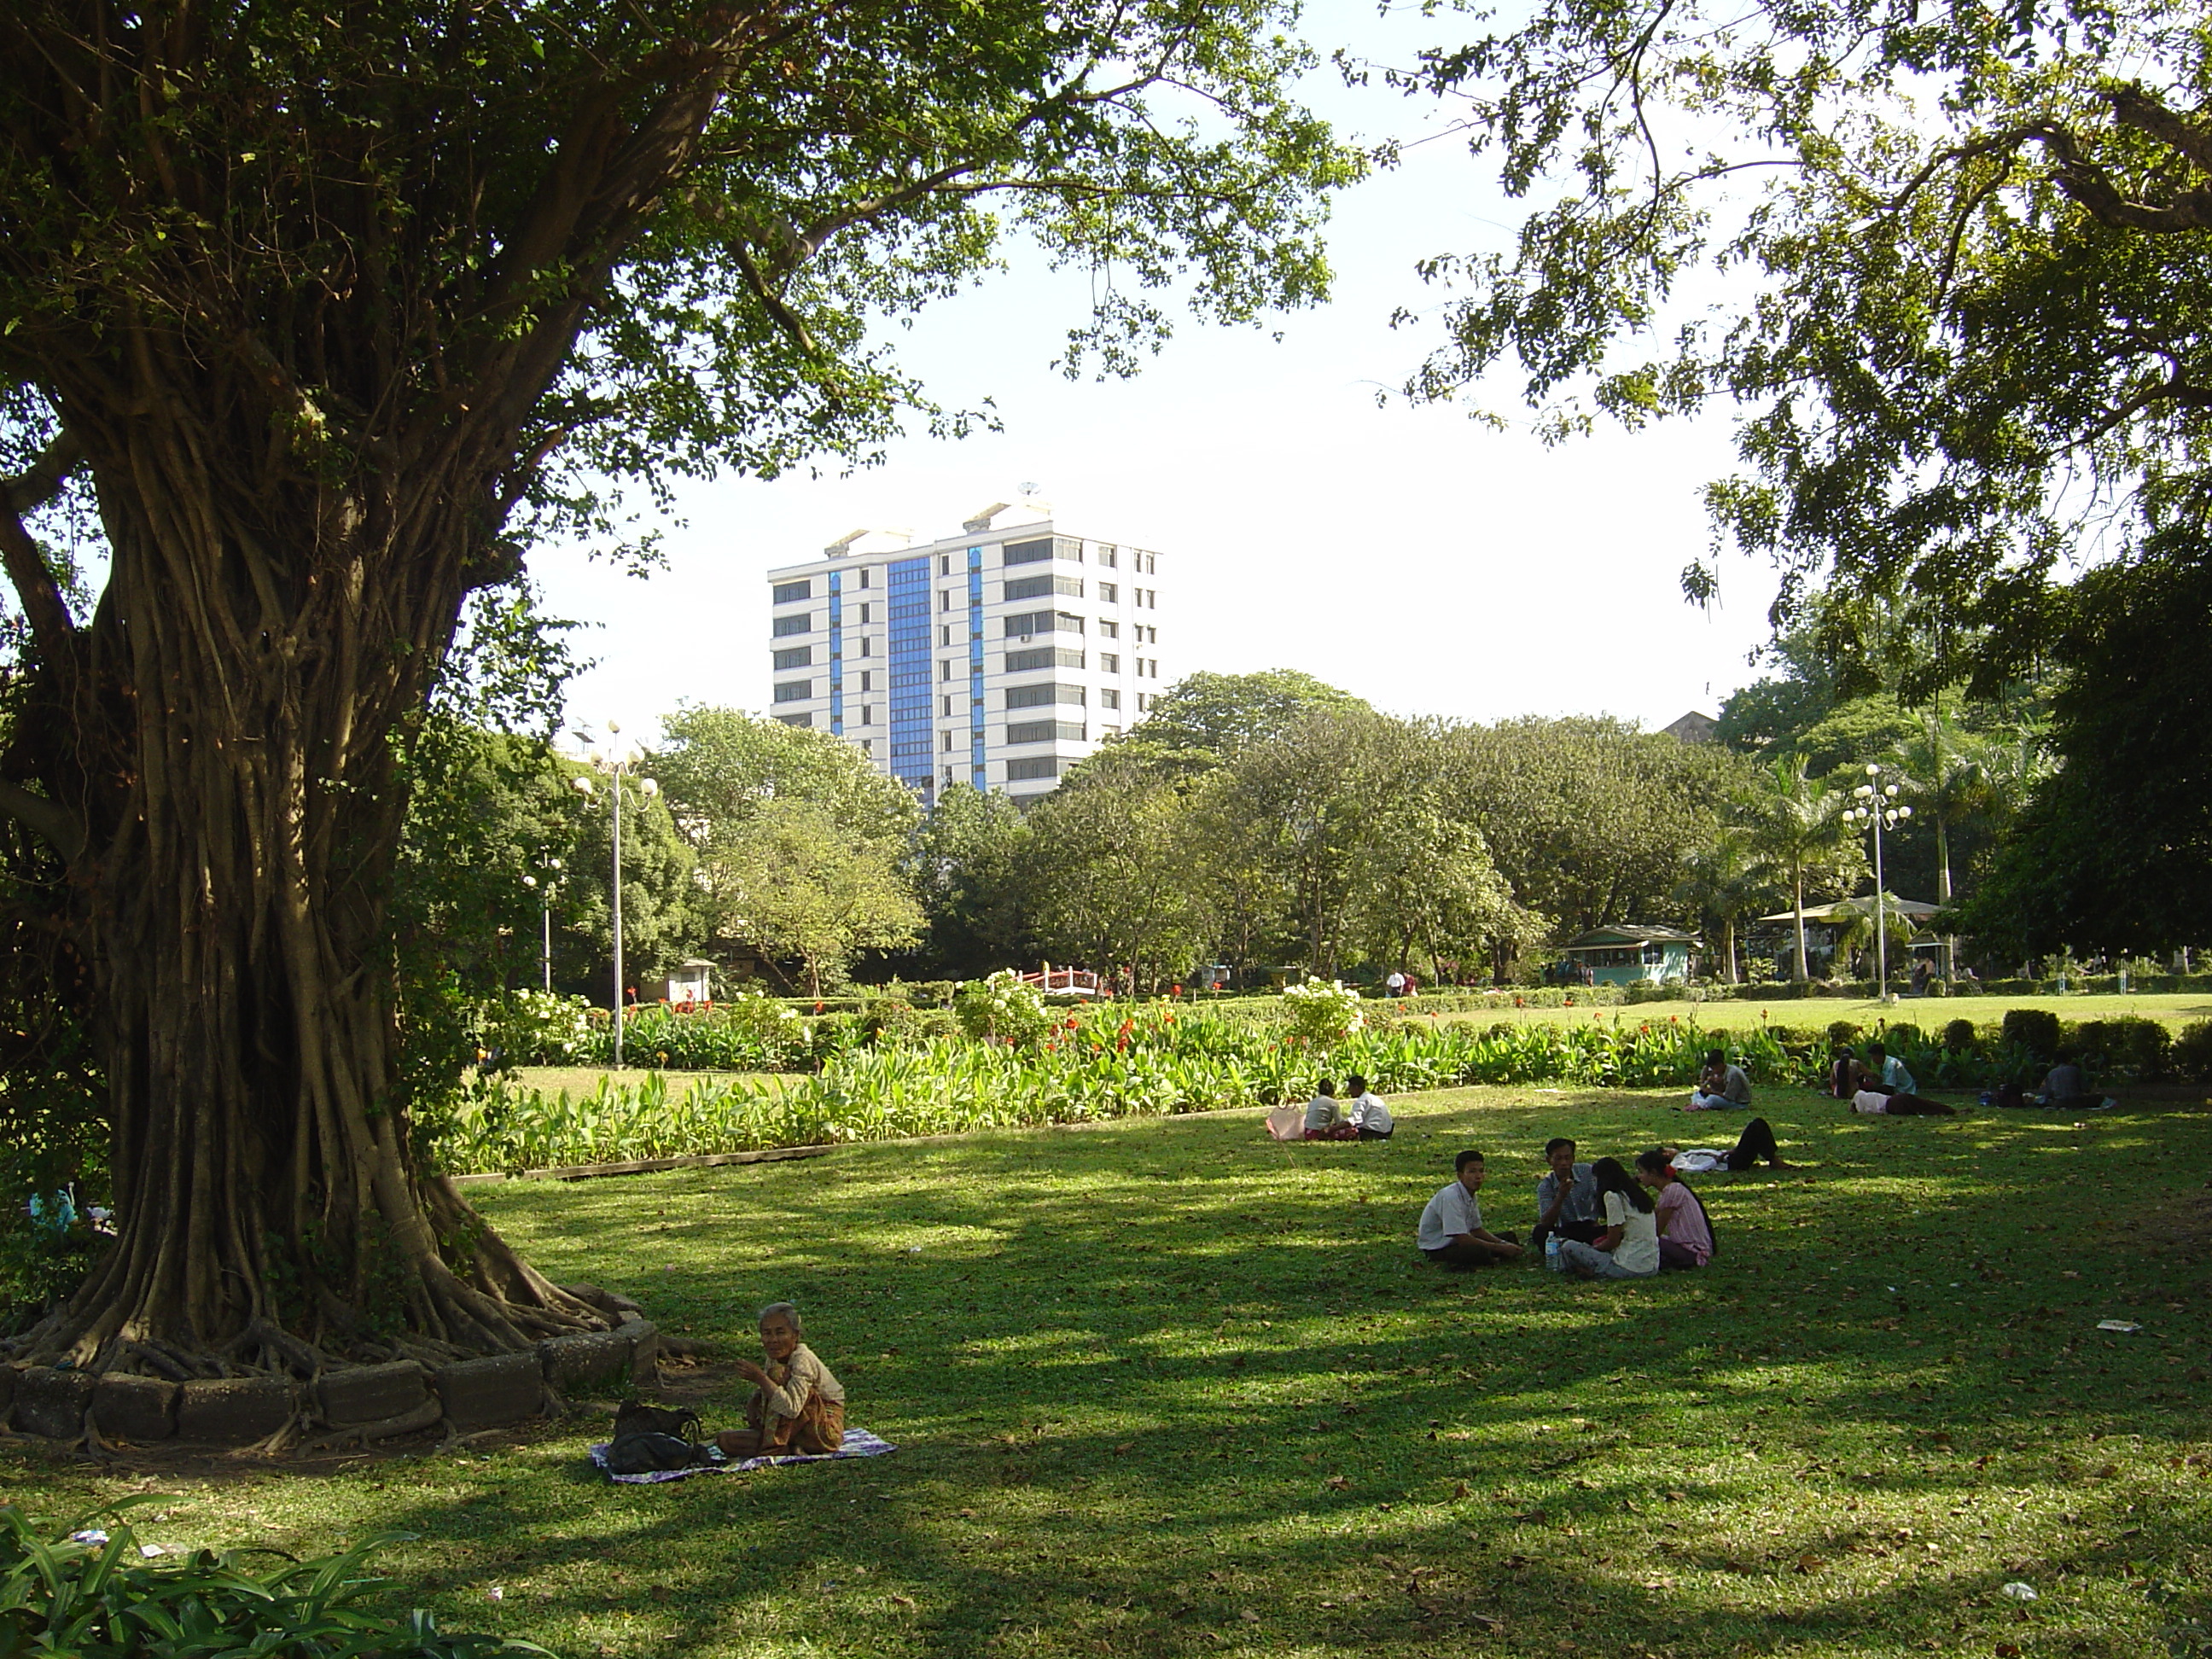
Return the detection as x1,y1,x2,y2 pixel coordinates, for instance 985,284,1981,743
531,0,1784,746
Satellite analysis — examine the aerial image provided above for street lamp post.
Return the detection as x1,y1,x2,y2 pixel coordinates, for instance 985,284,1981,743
521,856,562,992
1845,763,1912,1000
573,721,657,1068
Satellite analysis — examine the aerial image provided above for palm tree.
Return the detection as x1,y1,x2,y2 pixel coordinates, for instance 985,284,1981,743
1889,699,1996,981
1743,754,1854,981
1674,826,1776,983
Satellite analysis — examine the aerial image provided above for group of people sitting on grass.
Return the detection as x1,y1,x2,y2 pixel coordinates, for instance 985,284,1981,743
1415,1121,1795,1282
1296,1074,1394,1140
1827,1040,1958,1115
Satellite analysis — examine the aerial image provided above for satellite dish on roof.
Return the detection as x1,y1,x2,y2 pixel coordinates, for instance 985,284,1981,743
1019,480,1039,498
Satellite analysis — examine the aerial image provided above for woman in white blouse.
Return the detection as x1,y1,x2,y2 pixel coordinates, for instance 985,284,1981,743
1555,1157,1661,1279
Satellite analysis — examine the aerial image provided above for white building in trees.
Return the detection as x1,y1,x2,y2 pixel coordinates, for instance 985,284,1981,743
764,502,1167,804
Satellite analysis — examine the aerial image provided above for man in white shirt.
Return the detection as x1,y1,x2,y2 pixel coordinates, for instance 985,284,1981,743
1344,1073,1394,1139
1417,1150,1523,1268
1385,969,1406,998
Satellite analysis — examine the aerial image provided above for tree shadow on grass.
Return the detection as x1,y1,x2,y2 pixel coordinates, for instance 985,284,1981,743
428,1086,2211,1654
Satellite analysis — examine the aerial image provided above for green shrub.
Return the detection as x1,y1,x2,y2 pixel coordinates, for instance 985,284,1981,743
0,1502,535,1656
1825,1020,1863,1047
1280,979,1367,1048
954,970,1051,1046
1942,1019,1978,1051
2169,1021,2212,1083
2000,1008,2064,1059
1883,1022,1925,1046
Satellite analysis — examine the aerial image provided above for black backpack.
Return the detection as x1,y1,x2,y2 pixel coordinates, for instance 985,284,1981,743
614,1399,701,1441
606,1400,712,1475
607,1430,713,1474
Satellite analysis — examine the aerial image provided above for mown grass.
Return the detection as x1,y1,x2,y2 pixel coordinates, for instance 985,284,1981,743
8,1085,2209,1658
1422,991,2212,1035
506,1065,788,1101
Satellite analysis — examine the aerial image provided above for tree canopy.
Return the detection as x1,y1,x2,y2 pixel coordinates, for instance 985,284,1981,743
0,0,1354,1375
1374,0,2212,684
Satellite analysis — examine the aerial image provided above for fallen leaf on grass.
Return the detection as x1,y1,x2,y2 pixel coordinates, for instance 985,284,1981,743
1796,1554,1825,1574
1324,1475,1350,1491
889,1594,916,1608
1452,1481,1470,1499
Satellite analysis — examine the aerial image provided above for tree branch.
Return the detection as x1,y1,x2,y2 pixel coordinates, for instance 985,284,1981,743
0,431,83,665
0,777,84,859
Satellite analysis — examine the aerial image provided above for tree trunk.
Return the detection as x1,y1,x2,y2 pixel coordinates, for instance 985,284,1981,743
1724,916,1739,984
7,435,597,1377
1792,867,1810,981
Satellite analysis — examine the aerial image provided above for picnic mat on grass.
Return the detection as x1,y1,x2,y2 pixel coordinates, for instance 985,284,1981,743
591,1426,897,1483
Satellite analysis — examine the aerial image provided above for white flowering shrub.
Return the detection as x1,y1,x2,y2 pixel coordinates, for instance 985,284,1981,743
954,970,1052,1047
474,989,596,1068
1281,978,1366,1048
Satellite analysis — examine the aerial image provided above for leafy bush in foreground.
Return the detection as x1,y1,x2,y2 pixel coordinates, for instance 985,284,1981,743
0,1501,537,1656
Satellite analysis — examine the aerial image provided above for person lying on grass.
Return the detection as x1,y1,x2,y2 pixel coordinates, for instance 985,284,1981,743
1417,1149,1524,1268
1849,1043,1958,1116
1531,1136,1602,1252
1303,1078,1359,1141
1554,1158,1661,1281
1344,1073,1394,1139
1687,1048,1752,1111
716,1301,847,1458
1635,1149,1714,1271
1663,1116,1793,1173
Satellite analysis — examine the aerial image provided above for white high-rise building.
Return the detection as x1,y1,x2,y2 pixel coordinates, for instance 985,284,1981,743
764,502,1167,805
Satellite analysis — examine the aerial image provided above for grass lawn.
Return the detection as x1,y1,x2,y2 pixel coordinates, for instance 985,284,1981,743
9,1086,2209,1657
506,1064,789,1099
1420,991,2212,1034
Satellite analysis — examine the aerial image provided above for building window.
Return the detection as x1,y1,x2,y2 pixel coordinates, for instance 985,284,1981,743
940,624,952,647
772,613,812,637
772,579,812,604
1006,720,1086,745
773,679,812,703
1004,645,1084,673
1098,547,1118,568
1098,582,1118,603
1100,652,1120,674
1003,537,1052,566
1003,609,1083,637
940,555,952,577
1099,619,1119,639
860,704,874,725
775,712,812,728
773,646,813,670
1005,682,1085,710
1007,756,1060,782
859,636,871,656
1101,724,1121,739
859,568,871,589
862,736,875,755
1002,573,1084,602
1100,688,1121,710
942,730,954,751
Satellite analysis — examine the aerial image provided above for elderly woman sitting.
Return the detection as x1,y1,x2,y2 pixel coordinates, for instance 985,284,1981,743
715,1301,847,1458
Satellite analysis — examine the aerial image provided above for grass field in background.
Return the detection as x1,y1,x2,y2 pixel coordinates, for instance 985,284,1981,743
505,1065,791,1100
1420,991,2212,1033
8,1083,2209,1658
